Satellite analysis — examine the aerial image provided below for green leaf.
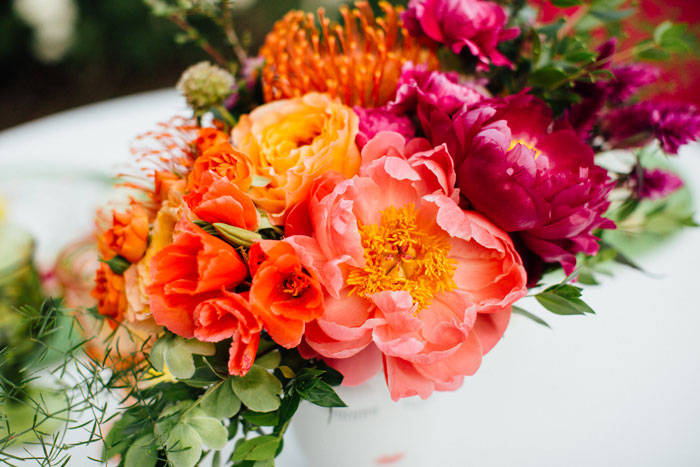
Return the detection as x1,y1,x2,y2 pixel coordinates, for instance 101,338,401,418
188,414,228,450
530,66,568,88
251,175,271,187
316,361,344,386
155,402,192,440
536,285,595,316
165,339,196,379
550,0,583,7
183,339,215,356
255,350,281,369
231,365,282,412
242,410,280,426
202,380,241,419
124,433,158,467
277,390,301,425
589,8,634,23
232,435,280,462
638,47,671,61
512,306,551,328
296,380,347,408
150,337,168,372
166,424,202,467
104,255,130,275
214,223,263,247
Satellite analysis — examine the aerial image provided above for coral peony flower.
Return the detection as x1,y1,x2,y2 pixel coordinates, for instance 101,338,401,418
248,240,324,348
232,92,361,224
193,290,262,376
287,132,527,400
455,94,615,275
402,0,519,71
92,263,128,328
353,105,416,150
99,201,150,263
260,3,438,107
188,142,254,192
148,219,248,338
184,171,258,231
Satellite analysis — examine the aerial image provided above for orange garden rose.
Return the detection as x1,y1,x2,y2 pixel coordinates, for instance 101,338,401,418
184,171,258,231
148,219,248,338
232,92,361,224
100,201,149,262
188,142,253,192
193,127,230,154
92,263,127,328
248,240,324,348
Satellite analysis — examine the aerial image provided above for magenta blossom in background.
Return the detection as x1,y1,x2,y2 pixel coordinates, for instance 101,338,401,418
454,94,615,276
353,105,416,149
631,168,684,201
601,101,700,154
402,0,519,71
607,64,660,104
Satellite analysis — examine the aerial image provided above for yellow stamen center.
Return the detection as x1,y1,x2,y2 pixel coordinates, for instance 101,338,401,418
509,138,542,159
346,204,456,311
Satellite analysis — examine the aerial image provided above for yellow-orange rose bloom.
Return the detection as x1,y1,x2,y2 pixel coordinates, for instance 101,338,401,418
232,92,360,224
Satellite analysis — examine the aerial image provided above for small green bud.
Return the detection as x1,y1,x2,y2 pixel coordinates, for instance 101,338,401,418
176,61,235,113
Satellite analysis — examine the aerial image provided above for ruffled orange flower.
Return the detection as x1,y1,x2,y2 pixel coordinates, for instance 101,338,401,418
92,263,127,328
187,143,254,193
193,127,230,155
193,291,263,376
248,240,324,348
184,171,258,231
260,2,438,107
99,201,150,262
154,171,183,203
232,92,360,224
148,219,248,338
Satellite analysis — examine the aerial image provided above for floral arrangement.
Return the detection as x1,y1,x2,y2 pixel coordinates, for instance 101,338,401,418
9,0,698,465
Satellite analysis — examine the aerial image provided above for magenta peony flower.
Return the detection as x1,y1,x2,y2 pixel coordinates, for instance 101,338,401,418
600,101,700,154
454,94,615,275
402,0,519,71
390,63,487,116
631,168,684,201
353,105,416,150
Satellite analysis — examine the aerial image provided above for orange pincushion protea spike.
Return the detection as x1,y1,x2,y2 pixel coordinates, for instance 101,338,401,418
260,1,439,108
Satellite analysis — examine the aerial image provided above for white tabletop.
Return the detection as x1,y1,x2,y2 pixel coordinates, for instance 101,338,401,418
1,90,699,466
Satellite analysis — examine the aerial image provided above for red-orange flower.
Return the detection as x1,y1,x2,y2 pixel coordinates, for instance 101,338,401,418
187,143,254,192
148,219,248,338
193,291,262,376
184,171,258,231
260,2,438,107
92,263,127,328
154,170,183,203
249,240,324,348
193,127,230,155
100,201,150,262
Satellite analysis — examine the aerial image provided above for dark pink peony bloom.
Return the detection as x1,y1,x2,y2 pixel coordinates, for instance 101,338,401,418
631,168,684,201
455,94,615,275
390,63,487,116
402,0,519,71
600,101,700,154
353,105,416,149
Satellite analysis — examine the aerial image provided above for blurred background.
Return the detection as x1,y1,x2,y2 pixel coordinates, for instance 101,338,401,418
2,0,696,131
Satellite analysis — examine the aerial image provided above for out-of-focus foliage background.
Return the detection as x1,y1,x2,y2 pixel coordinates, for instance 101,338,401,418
0,0,697,131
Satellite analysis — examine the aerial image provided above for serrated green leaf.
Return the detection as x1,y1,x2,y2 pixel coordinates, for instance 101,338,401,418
512,306,551,328
202,380,241,419
232,435,280,462
316,361,344,386
296,380,347,408
255,350,281,370
231,365,282,413
166,340,196,379
536,288,595,316
124,433,158,467
188,415,228,450
277,391,301,425
166,424,202,467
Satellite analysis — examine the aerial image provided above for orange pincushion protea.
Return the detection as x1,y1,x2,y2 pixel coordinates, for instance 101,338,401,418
260,1,439,107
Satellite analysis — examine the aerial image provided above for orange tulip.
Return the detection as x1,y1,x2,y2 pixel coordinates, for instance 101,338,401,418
148,219,248,338
249,240,324,348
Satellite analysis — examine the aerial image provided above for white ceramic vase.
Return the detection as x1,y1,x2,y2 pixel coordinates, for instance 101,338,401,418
289,374,451,467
